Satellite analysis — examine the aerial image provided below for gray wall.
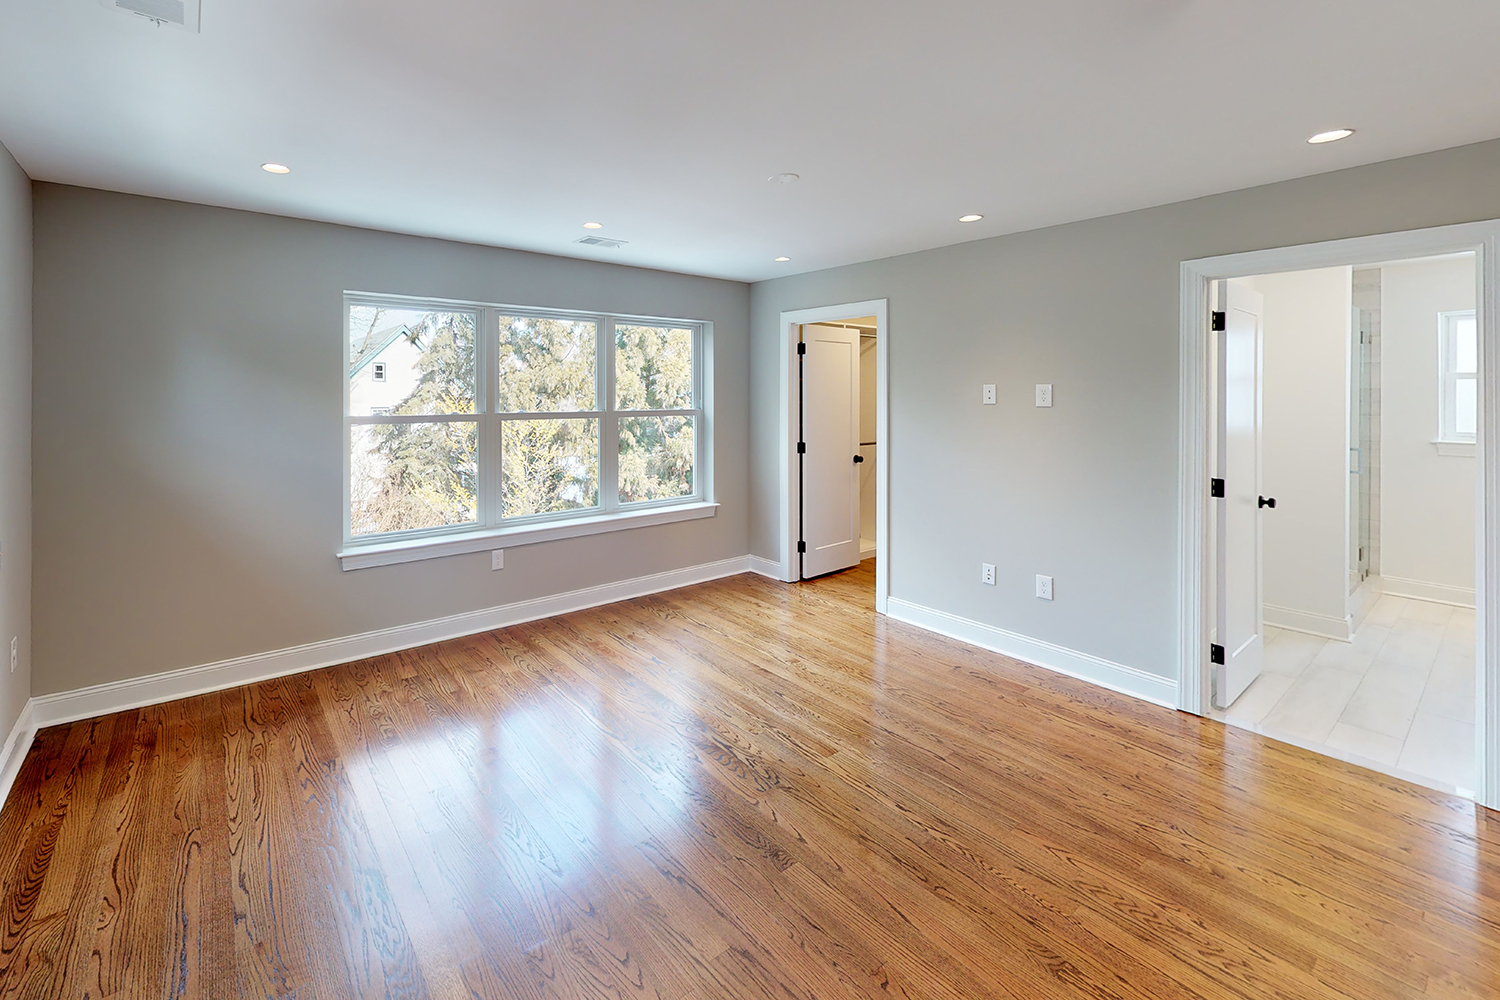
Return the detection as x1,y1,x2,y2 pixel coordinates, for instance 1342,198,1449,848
0,144,30,737
31,186,750,695
750,138,1500,683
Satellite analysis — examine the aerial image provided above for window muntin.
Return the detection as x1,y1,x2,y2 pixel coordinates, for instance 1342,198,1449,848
1440,310,1478,443
346,296,705,543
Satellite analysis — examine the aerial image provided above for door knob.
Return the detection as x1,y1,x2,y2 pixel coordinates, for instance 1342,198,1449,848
1258,496,1277,509
853,454,864,464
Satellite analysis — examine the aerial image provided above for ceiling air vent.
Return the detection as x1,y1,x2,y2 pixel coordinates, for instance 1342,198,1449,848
100,0,201,32
575,236,628,249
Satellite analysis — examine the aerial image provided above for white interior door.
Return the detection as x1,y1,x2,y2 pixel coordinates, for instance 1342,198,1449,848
800,323,862,578
1215,281,1267,708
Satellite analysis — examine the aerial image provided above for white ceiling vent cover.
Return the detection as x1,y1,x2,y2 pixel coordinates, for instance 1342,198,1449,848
575,236,627,249
100,0,200,31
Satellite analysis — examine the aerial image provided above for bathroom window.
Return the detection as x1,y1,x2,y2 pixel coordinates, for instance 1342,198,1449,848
1439,310,1477,443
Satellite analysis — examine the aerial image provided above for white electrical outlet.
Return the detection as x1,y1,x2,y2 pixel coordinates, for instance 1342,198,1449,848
1035,574,1054,600
9,637,15,674
982,384,996,405
1035,384,1053,407
491,549,505,571
981,563,996,586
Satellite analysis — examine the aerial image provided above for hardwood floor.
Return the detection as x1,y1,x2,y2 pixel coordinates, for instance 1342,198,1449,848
1,561,1497,999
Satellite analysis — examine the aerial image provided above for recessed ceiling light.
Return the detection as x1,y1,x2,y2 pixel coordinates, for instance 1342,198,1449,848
768,173,800,185
261,162,291,174
1307,129,1354,144
774,256,791,262
583,222,603,229
958,214,984,223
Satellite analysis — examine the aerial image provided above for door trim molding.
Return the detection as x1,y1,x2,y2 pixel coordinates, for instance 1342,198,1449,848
1177,219,1500,809
777,300,889,613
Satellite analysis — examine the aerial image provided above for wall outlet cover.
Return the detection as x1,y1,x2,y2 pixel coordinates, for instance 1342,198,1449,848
1035,384,1053,407
981,563,996,586
1035,574,1054,600
982,384,996,405
491,550,505,571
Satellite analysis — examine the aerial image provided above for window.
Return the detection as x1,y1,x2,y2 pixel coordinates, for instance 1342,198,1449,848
344,295,708,558
1439,310,1478,443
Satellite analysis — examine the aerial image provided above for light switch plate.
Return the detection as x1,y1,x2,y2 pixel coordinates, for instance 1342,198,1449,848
982,384,996,405
1035,384,1053,407
491,550,505,571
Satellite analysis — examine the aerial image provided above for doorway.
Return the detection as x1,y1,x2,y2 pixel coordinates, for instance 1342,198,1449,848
1177,223,1500,809
798,318,878,578
777,300,889,611
1209,257,1478,794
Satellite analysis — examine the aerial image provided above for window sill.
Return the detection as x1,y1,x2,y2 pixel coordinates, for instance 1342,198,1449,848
338,501,718,571
1432,440,1476,458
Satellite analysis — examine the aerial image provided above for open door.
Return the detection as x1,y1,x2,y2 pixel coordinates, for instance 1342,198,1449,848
1215,280,1267,707
800,323,862,578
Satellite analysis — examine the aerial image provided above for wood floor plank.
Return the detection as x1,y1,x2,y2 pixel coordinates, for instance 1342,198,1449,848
1,561,1498,998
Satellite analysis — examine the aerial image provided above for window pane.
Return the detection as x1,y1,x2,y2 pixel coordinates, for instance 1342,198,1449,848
350,422,477,536
616,325,693,410
1456,315,1478,374
349,306,476,416
502,419,599,517
497,316,597,412
619,415,695,503
1457,377,1478,436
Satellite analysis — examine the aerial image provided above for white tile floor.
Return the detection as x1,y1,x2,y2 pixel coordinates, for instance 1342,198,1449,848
1213,595,1476,794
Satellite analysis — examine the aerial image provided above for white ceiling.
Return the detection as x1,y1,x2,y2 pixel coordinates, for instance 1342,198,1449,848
3,0,1500,282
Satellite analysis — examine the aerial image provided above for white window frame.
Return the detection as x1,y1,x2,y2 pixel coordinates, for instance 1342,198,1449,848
1439,309,1478,444
340,292,715,570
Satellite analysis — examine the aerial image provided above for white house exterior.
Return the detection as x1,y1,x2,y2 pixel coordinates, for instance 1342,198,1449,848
349,324,425,414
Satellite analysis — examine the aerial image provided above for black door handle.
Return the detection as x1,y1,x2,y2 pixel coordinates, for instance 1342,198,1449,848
1259,496,1277,509
853,454,864,464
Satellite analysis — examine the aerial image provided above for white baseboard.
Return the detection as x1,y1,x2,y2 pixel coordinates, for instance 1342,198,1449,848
745,555,785,580
0,701,37,814
1264,603,1354,642
1380,575,1476,609
860,538,876,559
884,597,1178,708
25,555,761,739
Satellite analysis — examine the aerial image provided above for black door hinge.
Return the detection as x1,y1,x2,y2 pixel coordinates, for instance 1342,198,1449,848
1210,644,1225,665
797,441,806,454
1211,311,1226,332
797,342,806,355
797,541,807,553
1210,478,1225,498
